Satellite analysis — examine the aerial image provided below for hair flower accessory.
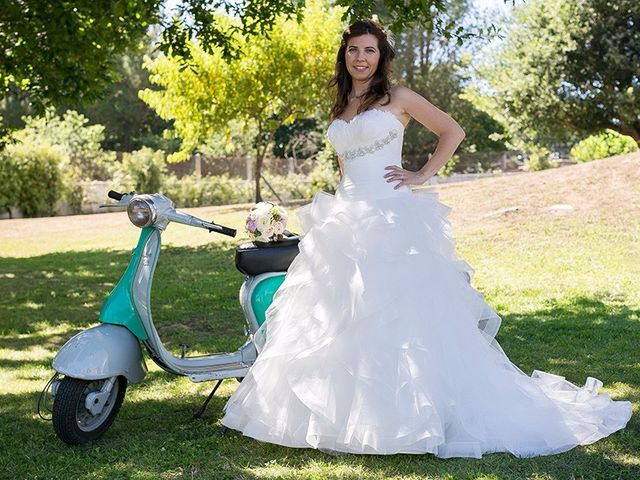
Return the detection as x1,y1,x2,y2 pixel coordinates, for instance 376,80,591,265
245,201,288,243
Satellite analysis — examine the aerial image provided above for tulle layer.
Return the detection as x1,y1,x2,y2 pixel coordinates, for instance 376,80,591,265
221,188,632,458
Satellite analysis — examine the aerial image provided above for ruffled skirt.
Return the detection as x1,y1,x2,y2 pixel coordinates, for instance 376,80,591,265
221,187,632,458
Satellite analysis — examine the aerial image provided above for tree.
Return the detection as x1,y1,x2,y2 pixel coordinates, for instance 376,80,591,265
463,0,639,169
562,0,640,143
392,0,506,171
140,0,342,201
77,35,176,152
1,1,511,144
159,0,499,64
0,1,162,115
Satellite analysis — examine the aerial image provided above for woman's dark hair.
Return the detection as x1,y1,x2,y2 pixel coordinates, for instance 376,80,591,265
328,19,396,121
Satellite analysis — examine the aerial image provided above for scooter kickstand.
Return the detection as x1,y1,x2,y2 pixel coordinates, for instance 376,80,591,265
193,379,224,419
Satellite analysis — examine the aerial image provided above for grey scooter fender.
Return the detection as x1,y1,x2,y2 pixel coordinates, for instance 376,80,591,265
52,323,147,383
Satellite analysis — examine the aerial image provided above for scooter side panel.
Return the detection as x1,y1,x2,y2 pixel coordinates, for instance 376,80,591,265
52,323,148,383
251,274,286,327
99,227,154,340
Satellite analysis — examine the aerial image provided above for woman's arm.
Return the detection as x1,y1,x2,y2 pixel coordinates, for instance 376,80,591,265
394,85,465,182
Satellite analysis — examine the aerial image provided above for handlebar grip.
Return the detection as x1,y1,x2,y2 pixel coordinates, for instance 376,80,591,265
108,190,124,201
207,223,237,237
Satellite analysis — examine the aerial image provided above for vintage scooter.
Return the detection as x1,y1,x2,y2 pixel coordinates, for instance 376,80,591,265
42,190,300,445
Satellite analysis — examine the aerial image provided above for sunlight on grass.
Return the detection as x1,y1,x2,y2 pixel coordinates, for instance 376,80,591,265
0,345,54,361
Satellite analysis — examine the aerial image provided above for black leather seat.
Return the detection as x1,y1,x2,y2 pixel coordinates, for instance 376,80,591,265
235,236,301,275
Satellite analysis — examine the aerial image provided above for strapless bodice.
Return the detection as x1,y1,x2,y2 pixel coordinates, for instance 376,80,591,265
327,108,410,200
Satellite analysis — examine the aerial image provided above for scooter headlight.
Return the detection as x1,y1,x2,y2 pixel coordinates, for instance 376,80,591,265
127,197,157,228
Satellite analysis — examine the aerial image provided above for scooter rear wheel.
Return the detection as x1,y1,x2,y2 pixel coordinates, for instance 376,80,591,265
52,376,127,445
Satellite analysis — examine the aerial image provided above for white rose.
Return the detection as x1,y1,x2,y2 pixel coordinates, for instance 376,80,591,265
273,221,284,234
276,206,288,219
255,214,269,229
262,224,275,239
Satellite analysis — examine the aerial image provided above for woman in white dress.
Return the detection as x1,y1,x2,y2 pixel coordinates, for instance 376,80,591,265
220,18,632,458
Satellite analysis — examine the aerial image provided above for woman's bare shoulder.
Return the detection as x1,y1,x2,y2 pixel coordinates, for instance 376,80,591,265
390,84,421,105
388,85,416,124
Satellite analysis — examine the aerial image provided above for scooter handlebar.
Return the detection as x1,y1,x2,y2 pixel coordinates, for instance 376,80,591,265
204,222,237,237
108,190,124,201
167,210,237,237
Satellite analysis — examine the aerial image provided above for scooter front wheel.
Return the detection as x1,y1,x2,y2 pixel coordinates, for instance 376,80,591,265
52,376,127,445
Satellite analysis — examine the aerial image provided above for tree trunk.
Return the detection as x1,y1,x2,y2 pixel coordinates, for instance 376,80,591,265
252,120,283,203
254,154,263,202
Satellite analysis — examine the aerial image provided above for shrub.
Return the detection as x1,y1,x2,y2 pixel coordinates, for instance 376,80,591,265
0,145,63,217
113,147,168,194
159,172,314,208
440,152,500,177
0,152,20,216
262,172,310,201
570,129,638,162
13,108,114,181
9,108,118,214
161,173,254,207
304,145,340,196
526,145,553,171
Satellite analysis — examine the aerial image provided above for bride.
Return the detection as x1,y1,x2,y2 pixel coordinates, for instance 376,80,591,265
220,18,632,458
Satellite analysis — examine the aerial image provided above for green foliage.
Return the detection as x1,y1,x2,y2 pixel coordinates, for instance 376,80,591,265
305,142,341,195
570,129,639,163
13,109,114,181
141,0,343,201
0,1,161,114
160,172,313,208
79,38,177,153
463,0,640,159
113,147,168,195
526,145,553,172
440,152,499,177
0,0,508,146
562,1,640,140
9,109,117,214
160,0,491,65
0,152,20,215
162,173,253,207
392,4,507,171
462,0,580,155
261,172,311,200
0,144,63,217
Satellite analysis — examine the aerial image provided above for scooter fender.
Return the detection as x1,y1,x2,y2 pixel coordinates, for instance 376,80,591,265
52,323,147,383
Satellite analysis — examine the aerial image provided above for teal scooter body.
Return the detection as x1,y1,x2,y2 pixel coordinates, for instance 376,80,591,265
99,227,155,340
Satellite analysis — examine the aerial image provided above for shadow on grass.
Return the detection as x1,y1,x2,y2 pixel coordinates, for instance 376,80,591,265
0,243,247,354
1,246,639,478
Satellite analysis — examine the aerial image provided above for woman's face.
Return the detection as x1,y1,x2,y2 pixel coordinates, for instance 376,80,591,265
344,33,380,84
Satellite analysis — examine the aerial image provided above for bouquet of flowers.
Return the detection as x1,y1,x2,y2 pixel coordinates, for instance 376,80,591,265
245,201,288,243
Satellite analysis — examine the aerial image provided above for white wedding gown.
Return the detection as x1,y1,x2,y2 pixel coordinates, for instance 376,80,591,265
221,108,632,458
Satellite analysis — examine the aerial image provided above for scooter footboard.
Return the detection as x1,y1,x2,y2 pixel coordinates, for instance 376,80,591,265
52,323,147,383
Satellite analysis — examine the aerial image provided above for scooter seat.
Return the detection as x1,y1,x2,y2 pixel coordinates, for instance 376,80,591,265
235,236,301,275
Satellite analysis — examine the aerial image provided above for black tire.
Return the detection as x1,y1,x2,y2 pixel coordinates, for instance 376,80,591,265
52,376,127,445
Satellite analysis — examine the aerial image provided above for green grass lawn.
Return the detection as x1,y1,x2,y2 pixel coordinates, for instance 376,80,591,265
0,155,638,479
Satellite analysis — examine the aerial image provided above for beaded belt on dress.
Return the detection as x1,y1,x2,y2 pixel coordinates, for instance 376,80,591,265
341,129,400,161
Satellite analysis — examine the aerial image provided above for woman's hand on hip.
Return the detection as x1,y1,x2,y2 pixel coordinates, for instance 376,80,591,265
383,165,429,189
